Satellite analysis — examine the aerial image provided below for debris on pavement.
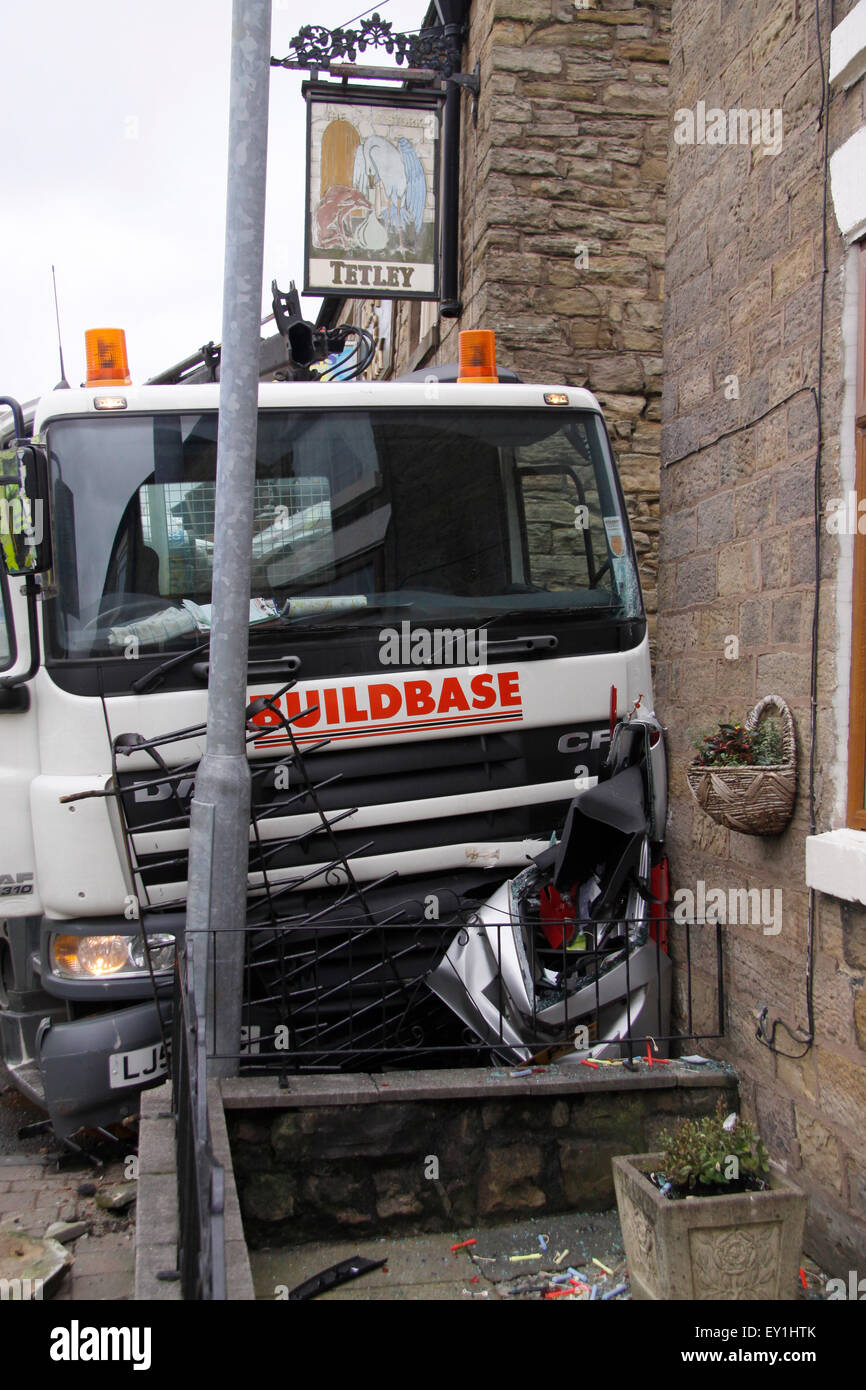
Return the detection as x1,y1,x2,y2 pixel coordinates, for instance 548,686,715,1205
798,1257,829,1300
0,1148,138,1300
250,1206,836,1302
44,1219,91,1245
94,1181,137,1212
286,1254,388,1301
466,1211,630,1300
0,1225,73,1299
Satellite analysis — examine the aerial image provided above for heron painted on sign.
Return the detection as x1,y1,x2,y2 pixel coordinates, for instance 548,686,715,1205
352,135,426,253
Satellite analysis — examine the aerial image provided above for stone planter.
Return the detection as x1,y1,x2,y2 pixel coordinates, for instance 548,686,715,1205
612,1152,807,1300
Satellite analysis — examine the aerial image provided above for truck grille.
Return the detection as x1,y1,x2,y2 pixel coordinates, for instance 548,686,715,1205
115,726,594,904
110,705,617,1071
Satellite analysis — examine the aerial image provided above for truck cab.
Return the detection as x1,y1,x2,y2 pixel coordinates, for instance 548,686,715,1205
0,355,668,1140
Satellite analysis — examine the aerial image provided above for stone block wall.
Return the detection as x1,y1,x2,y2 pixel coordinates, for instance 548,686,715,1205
348,0,671,632
658,0,866,1273
228,1073,736,1246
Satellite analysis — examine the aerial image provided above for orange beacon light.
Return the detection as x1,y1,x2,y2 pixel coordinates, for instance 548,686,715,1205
84,328,132,386
457,330,497,383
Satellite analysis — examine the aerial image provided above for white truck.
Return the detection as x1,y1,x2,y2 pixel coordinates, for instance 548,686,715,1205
0,328,670,1141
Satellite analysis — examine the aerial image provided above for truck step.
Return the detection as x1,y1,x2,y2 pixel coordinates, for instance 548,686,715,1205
6,1059,45,1107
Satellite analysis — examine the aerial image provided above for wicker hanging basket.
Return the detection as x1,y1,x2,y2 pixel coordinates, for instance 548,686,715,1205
686,695,797,836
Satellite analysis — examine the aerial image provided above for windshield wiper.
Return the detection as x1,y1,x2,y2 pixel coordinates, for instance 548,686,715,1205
487,634,559,656
191,653,301,684
476,602,617,630
130,637,212,694
129,611,310,694
131,634,307,694
130,601,604,692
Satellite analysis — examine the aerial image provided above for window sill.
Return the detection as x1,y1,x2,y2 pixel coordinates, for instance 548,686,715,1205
805,829,866,906
830,0,866,90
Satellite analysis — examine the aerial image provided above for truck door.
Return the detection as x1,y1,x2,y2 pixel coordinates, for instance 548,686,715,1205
0,540,49,1096
0,561,42,916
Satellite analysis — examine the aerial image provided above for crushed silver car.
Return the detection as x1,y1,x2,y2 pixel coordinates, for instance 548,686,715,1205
428,714,671,1063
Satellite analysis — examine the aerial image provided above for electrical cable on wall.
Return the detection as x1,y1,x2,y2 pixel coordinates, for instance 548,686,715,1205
756,0,834,1059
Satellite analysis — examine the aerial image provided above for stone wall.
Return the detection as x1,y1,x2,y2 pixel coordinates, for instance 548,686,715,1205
228,1070,736,1246
346,0,671,633
658,0,866,1273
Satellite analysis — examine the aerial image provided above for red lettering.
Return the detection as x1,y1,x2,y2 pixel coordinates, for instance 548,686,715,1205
323,688,340,724
469,673,496,709
438,677,470,714
404,679,435,716
286,690,321,729
342,687,369,723
368,683,402,721
249,693,281,727
497,671,521,707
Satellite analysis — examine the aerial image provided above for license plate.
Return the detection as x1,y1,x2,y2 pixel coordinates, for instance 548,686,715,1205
108,1042,167,1089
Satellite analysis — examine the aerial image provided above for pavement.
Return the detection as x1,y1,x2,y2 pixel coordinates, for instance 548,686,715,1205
250,1210,833,1303
0,1078,137,1301
0,1077,833,1304
0,1156,137,1300
0,1078,50,1157
250,1211,630,1301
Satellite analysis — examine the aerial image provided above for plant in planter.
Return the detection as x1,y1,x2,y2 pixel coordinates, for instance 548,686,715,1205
612,1103,807,1301
686,694,797,835
656,1102,770,1196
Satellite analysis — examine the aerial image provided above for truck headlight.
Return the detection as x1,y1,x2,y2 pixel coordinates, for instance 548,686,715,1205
128,935,175,972
50,932,176,979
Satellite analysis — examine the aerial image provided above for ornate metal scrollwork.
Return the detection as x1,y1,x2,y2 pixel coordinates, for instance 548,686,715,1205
405,28,457,76
277,13,461,78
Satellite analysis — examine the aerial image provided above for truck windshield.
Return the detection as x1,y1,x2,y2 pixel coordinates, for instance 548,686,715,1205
45,408,642,658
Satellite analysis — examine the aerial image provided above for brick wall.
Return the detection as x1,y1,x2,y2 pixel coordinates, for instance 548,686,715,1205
659,0,866,1272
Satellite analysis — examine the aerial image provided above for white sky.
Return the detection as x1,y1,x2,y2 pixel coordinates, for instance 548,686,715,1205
0,0,426,405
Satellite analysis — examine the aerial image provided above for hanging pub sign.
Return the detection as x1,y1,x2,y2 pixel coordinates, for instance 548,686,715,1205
303,83,442,301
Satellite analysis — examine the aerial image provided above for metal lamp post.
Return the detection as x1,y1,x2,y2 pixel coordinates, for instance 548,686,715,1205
185,0,272,1078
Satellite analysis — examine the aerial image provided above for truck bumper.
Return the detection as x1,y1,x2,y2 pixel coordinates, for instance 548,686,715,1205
37,999,171,1142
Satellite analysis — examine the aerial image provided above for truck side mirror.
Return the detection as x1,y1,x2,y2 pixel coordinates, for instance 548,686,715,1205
0,444,52,576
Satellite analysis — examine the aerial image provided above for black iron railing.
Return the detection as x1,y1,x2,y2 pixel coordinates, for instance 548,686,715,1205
226,911,721,1073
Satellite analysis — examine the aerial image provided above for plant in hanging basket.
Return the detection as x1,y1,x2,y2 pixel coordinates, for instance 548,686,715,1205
686,694,797,835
